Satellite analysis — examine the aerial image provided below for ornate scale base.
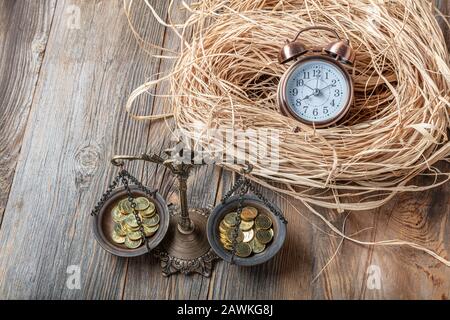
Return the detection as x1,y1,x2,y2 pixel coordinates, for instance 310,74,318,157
155,208,218,277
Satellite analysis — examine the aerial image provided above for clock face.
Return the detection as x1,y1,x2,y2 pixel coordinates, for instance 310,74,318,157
283,58,351,124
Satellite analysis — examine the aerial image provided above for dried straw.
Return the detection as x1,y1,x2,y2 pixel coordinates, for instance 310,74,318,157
125,0,450,265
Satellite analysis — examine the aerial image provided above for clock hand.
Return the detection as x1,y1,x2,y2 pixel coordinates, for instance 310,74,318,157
303,84,315,91
300,94,312,101
319,83,334,91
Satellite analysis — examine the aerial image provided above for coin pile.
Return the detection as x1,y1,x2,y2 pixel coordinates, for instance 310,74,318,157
111,197,160,249
219,206,274,258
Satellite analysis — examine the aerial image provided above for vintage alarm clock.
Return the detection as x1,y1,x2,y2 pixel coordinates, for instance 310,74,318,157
277,26,355,127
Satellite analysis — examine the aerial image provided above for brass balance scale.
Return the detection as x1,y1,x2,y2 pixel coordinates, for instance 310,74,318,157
91,149,287,277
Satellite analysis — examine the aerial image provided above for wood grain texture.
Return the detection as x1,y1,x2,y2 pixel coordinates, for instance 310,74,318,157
360,163,450,299
0,0,56,226
0,0,448,300
0,0,168,299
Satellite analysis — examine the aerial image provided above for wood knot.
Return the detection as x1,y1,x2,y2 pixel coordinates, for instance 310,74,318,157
74,144,102,189
31,34,48,72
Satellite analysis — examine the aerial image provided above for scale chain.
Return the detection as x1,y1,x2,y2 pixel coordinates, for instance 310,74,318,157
246,180,288,224
221,176,245,203
91,175,121,217
121,170,158,199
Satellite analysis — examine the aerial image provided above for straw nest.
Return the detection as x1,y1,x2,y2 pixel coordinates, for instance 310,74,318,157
126,0,450,213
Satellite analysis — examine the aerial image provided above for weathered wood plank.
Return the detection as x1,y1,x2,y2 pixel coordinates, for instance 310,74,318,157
0,0,168,299
359,163,450,299
0,0,56,226
306,208,375,299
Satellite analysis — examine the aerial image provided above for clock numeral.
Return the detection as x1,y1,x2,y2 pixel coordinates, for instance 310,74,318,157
323,107,329,114
334,89,340,97
303,71,310,79
325,72,329,80
303,106,308,113
313,70,321,77
331,99,335,107
313,108,319,116
295,99,302,107
297,79,304,87
332,79,337,87
292,88,299,96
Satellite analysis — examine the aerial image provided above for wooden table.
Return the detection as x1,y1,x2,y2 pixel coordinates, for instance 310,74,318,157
0,0,448,299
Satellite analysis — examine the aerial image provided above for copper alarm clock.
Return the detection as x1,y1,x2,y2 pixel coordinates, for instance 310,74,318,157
277,26,356,127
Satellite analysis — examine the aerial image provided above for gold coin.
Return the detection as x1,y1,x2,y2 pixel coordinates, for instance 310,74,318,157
219,229,229,237
112,206,127,222
223,212,238,227
111,205,121,216
128,231,143,241
140,211,156,219
124,237,142,249
114,224,127,237
117,200,127,214
255,228,273,244
251,238,266,254
220,233,231,243
121,199,134,214
219,238,232,245
125,215,139,228
222,242,233,251
239,219,254,231
143,224,159,237
226,228,244,243
255,214,272,230
122,213,134,222
114,214,128,223
142,214,160,227
111,231,126,244
124,224,139,232
219,221,230,234
241,207,258,221
139,203,156,217
135,197,150,211
235,242,252,257
242,229,254,243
